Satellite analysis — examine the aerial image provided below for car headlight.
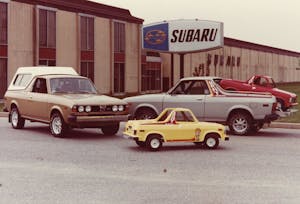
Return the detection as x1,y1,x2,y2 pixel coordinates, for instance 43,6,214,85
112,105,118,112
78,105,84,113
118,105,124,112
85,105,92,112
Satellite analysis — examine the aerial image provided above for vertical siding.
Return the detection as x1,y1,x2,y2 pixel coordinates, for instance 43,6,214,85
56,10,77,70
8,1,34,82
125,22,140,93
94,17,111,94
161,46,299,83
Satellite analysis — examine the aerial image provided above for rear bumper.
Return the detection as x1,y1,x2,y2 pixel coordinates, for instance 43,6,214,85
264,113,279,122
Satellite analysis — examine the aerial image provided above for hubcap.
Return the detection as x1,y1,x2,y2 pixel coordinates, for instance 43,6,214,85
206,137,216,147
52,116,62,135
233,118,248,133
150,138,160,149
11,110,19,126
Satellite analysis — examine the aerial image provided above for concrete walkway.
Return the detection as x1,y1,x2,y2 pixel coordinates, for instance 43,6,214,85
0,111,299,129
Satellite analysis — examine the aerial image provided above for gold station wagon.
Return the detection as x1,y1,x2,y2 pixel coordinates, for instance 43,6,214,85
4,66,129,137
124,108,229,151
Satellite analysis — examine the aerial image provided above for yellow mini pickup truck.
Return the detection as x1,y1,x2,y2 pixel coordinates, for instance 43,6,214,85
124,108,229,151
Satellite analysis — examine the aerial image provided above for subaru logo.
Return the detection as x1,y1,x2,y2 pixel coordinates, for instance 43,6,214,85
144,30,167,45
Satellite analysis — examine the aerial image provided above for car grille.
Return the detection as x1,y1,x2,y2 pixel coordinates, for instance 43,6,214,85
291,97,297,104
90,105,125,112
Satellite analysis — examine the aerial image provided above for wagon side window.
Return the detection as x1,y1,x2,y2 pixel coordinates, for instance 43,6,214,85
32,78,47,94
13,74,32,87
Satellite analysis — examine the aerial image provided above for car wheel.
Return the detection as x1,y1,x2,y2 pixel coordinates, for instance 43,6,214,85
10,107,25,129
50,112,68,137
204,134,219,149
101,123,119,135
228,112,252,135
135,140,146,147
135,108,157,120
146,135,162,151
276,98,286,111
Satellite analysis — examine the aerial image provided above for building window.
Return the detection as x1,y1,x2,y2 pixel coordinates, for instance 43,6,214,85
39,9,56,66
80,16,94,51
39,60,56,66
114,63,125,93
114,22,125,53
0,2,7,98
81,62,94,82
0,2,8,45
39,9,56,48
0,58,7,98
142,62,161,91
113,22,125,93
80,16,94,81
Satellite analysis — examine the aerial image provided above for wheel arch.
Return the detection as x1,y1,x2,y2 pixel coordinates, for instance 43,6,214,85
145,132,165,142
10,100,19,111
226,107,254,123
134,104,159,118
203,131,221,140
50,106,65,121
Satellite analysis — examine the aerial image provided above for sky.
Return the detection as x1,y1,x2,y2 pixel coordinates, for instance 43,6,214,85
91,0,300,53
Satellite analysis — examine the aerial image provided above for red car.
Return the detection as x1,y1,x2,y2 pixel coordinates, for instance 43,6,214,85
218,75,298,111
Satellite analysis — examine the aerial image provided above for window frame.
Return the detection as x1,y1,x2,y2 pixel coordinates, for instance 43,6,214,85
0,1,8,45
113,21,125,53
38,7,57,48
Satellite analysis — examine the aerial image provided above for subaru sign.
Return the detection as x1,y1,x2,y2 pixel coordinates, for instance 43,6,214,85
143,19,224,53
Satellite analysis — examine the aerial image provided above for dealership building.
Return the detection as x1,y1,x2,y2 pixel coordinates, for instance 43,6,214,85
1,0,300,98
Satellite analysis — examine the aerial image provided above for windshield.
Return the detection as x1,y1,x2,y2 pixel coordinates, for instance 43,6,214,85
269,77,276,88
50,77,97,94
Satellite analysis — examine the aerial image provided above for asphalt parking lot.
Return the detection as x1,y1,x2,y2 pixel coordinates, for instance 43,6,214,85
1,117,300,204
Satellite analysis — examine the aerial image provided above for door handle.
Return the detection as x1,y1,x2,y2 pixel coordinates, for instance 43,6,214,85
196,98,203,101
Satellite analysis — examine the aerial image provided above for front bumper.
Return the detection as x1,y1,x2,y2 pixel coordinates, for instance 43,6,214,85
68,114,129,127
276,108,298,118
123,132,138,140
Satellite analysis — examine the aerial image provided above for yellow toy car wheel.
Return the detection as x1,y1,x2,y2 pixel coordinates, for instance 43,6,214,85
146,135,162,151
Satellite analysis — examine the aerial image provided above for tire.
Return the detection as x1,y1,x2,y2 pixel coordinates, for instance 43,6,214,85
228,112,252,135
50,112,68,137
135,108,157,120
10,107,25,129
135,140,146,147
276,98,286,111
250,122,263,133
146,135,162,151
204,134,219,149
101,123,120,135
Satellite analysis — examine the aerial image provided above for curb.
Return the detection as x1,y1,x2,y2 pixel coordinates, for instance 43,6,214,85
269,122,300,129
0,112,8,117
0,112,299,129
